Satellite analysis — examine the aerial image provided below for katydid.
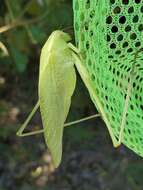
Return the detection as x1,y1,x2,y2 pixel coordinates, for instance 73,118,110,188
17,30,133,168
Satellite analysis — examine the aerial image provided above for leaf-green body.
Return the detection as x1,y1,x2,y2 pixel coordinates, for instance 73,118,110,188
39,31,76,167
17,30,134,168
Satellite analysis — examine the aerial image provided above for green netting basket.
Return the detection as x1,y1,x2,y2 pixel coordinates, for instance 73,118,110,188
73,0,143,156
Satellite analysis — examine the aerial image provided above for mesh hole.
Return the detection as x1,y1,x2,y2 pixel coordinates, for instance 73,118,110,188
91,73,95,80
125,25,131,32
133,15,139,23
107,34,111,41
86,42,90,49
130,104,134,110
122,0,129,5
127,48,133,53
123,42,129,48
117,34,123,41
130,33,137,40
89,30,93,37
90,10,95,18
85,0,90,9
128,6,134,13
117,71,120,76
140,105,143,110
141,6,143,13
106,16,112,24
84,22,89,30
113,6,121,14
138,24,143,31
110,0,115,4
135,0,141,3
110,43,116,49
119,16,126,24
111,25,118,33
115,50,121,54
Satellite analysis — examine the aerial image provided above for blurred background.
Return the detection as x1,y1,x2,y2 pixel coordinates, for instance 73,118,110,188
0,0,143,190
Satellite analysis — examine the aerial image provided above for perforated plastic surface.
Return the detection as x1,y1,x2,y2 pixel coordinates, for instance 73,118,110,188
73,0,143,156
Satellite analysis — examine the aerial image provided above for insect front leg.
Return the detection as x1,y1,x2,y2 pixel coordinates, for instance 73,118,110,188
16,101,42,137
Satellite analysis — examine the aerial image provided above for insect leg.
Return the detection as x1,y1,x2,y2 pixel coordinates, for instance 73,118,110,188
116,50,139,147
17,113,100,137
16,100,40,136
68,43,80,54
64,113,100,127
115,76,132,147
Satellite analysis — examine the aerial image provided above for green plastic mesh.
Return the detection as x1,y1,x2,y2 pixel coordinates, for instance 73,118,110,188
73,0,143,156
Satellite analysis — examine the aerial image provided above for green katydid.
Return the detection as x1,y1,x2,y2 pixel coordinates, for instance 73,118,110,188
17,30,134,168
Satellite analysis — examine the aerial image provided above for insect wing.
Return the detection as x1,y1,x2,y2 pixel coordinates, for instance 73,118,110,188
39,50,76,168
